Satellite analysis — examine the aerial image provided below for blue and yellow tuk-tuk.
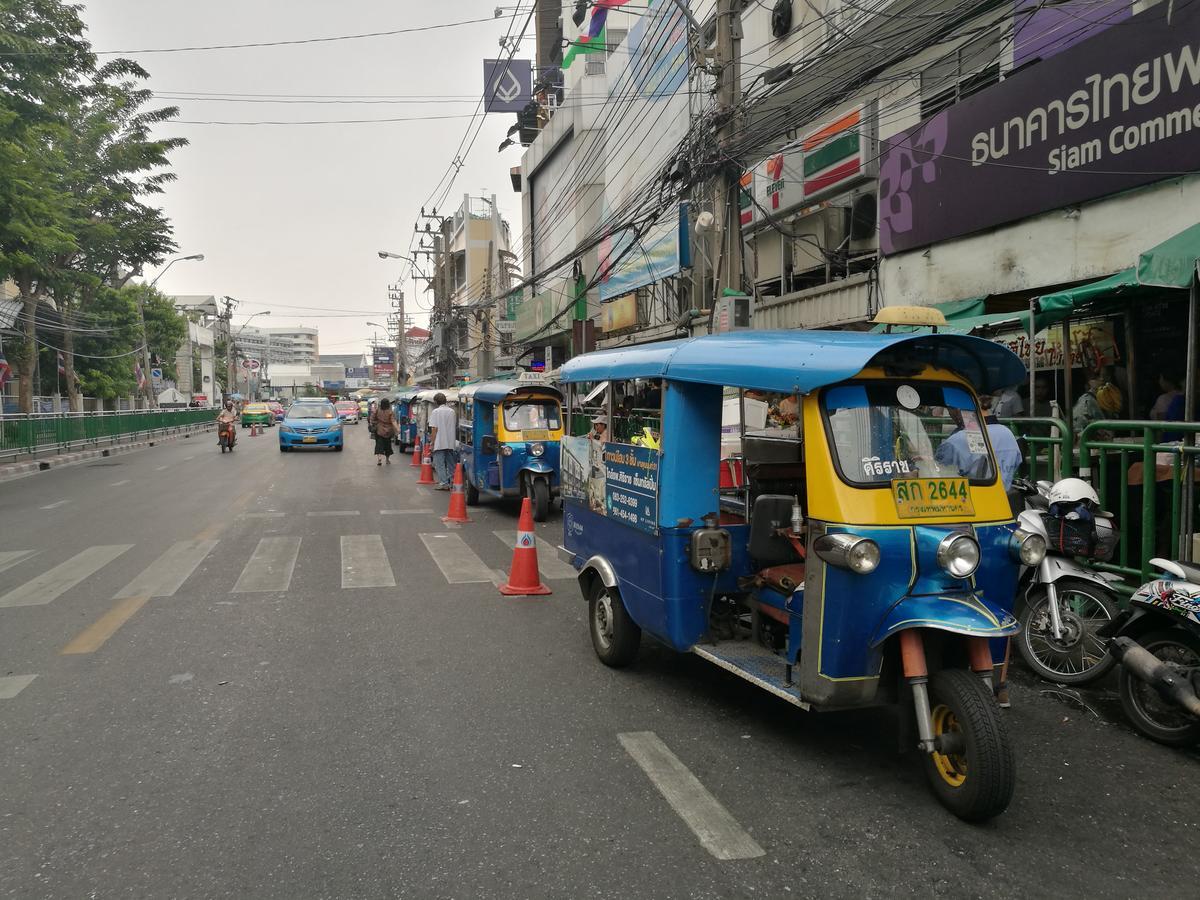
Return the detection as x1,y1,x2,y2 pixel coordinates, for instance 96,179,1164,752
392,387,420,452
457,380,563,521
558,327,1045,822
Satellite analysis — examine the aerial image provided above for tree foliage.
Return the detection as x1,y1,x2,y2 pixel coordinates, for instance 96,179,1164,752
0,1,186,411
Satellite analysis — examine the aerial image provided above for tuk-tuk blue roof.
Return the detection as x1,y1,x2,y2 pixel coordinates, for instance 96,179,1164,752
558,331,1025,394
464,380,563,405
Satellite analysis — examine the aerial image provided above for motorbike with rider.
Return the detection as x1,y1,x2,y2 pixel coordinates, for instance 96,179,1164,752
217,401,238,453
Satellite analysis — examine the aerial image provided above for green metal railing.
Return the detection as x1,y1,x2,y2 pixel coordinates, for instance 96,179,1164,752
1001,416,1073,482
1077,420,1200,582
0,409,214,460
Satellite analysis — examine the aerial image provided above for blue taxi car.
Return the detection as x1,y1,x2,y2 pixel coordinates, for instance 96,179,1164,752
279,399,344,452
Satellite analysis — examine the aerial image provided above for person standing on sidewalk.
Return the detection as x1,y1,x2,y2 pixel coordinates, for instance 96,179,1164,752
428,393,457,490
371,398,397,466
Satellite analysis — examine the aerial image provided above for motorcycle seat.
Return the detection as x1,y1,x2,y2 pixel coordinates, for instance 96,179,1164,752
1152,557,1200,584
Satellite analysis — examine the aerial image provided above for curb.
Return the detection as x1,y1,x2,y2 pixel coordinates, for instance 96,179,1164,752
0,425,214,484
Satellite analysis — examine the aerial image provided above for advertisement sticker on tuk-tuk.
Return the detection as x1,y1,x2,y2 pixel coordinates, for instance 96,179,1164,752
891,477,974,518
561,436,659,533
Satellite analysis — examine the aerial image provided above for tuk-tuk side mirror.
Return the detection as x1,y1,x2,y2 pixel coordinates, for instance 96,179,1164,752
481,435,498,454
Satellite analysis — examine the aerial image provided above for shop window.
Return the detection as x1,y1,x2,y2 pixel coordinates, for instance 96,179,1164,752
585,28,627,75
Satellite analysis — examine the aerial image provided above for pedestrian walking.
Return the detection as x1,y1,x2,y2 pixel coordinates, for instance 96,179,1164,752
428,392,457,490
370,398,397,466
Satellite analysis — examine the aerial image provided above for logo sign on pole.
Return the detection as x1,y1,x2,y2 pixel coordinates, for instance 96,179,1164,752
150,367,163,386
241,358,261,371
483,59,532,113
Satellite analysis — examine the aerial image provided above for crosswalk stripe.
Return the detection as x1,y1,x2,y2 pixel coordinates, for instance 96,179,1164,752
114,540,219,599
341,535,396,589
241,512,285,519
0,675,37,699
380,509,435,515
40,500,69,510
493,531,578,580
307,511,359,518
418,533,496,584
0,545,133,609
0,550,38,575
232,537,301,593
111,479,131,487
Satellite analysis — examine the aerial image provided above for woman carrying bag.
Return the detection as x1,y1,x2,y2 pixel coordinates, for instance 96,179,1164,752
370,398,397,466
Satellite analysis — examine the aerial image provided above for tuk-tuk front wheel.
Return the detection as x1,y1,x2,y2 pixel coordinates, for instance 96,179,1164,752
525,477,550,522
588,580,640,668
921,669,1015,822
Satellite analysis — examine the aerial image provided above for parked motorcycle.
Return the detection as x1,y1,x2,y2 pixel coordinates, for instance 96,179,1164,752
1011,477,1123,684
1102,559,1200,746
218,421,237,453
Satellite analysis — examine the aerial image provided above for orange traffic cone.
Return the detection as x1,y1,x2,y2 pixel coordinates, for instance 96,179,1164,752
443,463,472,524
499,497,551,596
417,447,436,485
410,437,422,467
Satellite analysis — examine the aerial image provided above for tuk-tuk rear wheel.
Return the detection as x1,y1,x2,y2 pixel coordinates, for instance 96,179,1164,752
588,580,640,668
921,669,1015,822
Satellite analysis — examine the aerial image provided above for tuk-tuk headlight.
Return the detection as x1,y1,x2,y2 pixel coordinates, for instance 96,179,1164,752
937,534,980,579
813,533,880,575
530,442,545,457
500,445,513,457
1011,529,1047,567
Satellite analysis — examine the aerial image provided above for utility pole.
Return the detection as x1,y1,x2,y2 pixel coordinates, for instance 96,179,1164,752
479,239,495,378
135,291,157,408
388,283,407,386
713,0,743,314
221,296,236,404
417,207,452,388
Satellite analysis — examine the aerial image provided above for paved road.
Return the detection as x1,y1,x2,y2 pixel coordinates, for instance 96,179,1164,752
0,424,1196,898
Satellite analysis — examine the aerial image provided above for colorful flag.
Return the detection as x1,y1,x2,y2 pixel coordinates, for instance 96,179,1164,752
562,0,634,69
57,350,65,376
0,347,11,389
135,362,146,389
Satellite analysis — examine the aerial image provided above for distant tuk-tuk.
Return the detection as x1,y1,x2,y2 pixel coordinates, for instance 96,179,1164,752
392,388,420,452
457,380,563,521
413,388,459,449
558,324,1044,822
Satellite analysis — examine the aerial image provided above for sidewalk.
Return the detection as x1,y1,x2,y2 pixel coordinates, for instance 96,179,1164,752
0,424,214,484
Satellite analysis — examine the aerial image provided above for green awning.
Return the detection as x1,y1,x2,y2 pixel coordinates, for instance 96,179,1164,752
1136,222,1200,288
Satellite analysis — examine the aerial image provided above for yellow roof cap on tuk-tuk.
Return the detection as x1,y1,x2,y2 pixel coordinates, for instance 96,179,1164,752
872,306,947,330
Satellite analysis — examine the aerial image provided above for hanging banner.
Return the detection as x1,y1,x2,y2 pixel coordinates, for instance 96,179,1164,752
599,203,690,301
991,318,1121,370
599,293,639,332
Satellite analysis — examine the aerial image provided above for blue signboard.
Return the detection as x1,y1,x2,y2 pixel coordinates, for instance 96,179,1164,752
483,58,532,113
599,203,691,301
346,367,369,379
561,436,659,534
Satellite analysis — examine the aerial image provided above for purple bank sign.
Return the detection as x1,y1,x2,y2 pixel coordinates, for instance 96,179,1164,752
879,2,1200,255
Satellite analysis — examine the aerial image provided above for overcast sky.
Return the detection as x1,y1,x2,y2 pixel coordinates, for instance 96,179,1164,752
79,1,531,356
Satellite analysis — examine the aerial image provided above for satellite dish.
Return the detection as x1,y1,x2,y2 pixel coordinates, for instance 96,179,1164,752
696,210,715,232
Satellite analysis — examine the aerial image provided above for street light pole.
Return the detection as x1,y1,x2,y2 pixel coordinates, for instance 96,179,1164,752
141,253,205,408
231,310,271,401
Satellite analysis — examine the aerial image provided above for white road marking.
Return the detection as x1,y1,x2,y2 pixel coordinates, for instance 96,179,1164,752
232,537,301,593
114,540,219,599
380,509,436,515
241,512,286,519
155,465,169,471
617,731,766,861
110,479,131,487
418,533,496,584
307,510,360,518
40,500,69,510
182,456,195,461
493,531,577,580
340,535,396,589
0,545,133,609
0,675,37,700
0,550,38,575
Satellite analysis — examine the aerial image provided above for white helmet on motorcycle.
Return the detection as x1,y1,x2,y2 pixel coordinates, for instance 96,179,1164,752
1048,477,1099,507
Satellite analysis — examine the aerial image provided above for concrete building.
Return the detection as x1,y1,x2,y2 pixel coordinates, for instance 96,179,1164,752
238,325,319,366
423,194,515,384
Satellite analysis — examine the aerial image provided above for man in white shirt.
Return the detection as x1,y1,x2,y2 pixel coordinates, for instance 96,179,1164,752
990,385,1024,419
428,393,458,490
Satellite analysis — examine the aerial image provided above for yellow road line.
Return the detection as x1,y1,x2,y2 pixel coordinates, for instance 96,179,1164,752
61,595,151,655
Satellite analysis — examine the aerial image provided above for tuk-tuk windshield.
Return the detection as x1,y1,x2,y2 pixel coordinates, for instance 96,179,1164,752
504,400,561,432
823,381,996,486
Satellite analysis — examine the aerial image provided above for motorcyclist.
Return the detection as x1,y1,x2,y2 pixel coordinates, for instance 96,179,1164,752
217,401,238,447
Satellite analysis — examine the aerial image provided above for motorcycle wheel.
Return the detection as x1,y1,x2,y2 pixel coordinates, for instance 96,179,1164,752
1118,629,1200,746
1017,578,1118,685
921,669,1015,822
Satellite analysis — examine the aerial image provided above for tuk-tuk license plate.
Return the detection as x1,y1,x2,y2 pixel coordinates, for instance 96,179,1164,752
523,429,550,440
891,478,974,518
302,436,317,443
